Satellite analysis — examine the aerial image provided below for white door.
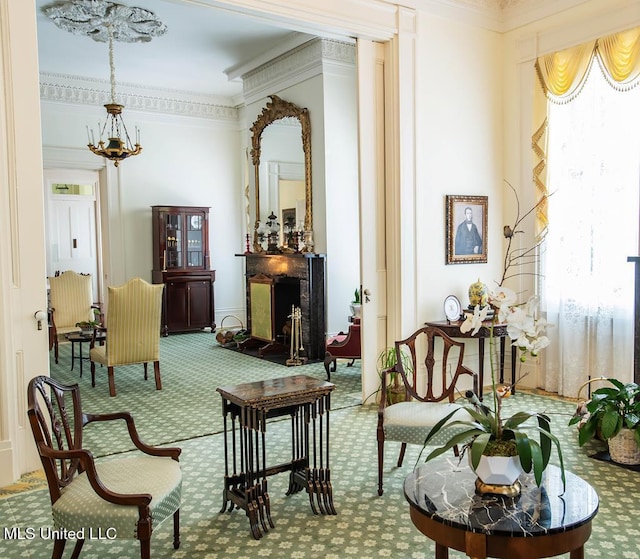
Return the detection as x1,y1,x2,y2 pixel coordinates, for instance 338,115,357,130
44,170,100,298
357,40,387,403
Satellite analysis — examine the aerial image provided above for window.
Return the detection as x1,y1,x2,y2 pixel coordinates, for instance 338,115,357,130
540,66,640,396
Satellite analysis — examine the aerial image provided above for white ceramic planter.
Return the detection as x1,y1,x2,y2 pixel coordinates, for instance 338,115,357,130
472,455,523,486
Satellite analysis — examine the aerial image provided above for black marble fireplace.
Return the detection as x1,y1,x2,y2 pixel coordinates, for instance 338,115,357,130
237,253,326,361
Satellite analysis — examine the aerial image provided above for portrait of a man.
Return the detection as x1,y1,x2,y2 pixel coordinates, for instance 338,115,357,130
454,206,483,255
446,195,488,264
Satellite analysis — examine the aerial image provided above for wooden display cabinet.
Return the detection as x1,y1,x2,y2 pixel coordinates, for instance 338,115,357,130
152,205,216,335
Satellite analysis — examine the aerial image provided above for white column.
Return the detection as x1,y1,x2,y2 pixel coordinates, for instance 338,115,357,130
0,0,49,484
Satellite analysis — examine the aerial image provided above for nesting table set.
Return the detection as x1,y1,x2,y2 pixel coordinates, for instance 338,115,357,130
217,374,337,539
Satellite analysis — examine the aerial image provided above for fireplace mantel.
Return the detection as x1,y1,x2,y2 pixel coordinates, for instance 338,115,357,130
237,253,326,361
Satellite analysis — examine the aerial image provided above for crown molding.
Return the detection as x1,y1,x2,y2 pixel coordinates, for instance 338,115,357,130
241,38,356,104
415,0,591,32
39,72,239,121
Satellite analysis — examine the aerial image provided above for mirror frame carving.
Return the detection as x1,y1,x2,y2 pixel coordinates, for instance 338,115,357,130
250,95,312,252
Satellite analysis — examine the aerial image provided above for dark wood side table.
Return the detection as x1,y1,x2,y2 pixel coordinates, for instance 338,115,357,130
425,320,516,398
405,457,599,559
64,330,105,378
217,375,337,539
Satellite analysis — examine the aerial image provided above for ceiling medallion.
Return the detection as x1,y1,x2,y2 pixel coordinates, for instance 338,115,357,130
42,0,167,43
43,0,168,166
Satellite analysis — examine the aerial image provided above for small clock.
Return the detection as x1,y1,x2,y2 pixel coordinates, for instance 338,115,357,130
443,295,462,322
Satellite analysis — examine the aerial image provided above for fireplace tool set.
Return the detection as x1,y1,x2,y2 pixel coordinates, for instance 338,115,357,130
286,306,307,366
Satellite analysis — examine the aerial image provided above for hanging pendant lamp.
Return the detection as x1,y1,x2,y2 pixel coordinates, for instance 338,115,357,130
43,0,167,166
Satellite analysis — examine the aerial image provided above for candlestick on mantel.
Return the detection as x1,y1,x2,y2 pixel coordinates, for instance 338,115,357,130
627,256,640,384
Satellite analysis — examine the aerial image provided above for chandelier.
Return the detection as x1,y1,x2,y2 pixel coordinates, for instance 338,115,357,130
43,0,167,166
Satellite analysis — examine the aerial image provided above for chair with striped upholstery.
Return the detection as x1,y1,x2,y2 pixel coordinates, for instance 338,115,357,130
48,271,100,364
90,277,164,397
27,375,182,559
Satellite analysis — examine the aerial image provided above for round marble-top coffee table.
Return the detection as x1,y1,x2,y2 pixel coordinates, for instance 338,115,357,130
404,457,598,559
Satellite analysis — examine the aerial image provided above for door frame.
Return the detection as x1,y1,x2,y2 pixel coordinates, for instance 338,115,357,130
43,168,102,300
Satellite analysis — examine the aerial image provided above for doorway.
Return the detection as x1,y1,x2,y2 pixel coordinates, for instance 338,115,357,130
44,169,101,299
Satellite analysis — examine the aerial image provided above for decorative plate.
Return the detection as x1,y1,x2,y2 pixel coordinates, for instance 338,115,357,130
444,295,462,322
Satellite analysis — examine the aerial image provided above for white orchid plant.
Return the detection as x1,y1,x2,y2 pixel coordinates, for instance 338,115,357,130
461,286,550,362
420,182,565,489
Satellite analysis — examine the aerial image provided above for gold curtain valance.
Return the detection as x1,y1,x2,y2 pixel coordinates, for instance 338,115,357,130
535,26,640,103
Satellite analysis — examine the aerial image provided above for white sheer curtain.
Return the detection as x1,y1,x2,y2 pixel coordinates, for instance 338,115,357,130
540,68,640,397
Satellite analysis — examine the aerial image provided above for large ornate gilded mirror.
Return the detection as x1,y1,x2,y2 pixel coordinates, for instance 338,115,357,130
250,95,312,252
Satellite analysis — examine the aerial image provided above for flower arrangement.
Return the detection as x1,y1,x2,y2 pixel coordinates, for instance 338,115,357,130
421,183,565,489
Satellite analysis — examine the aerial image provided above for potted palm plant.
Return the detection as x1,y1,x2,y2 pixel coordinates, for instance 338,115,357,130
376,346,413,405
569,378,640,465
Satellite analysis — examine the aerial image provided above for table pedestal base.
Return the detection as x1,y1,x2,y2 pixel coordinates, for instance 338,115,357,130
474,478,521,497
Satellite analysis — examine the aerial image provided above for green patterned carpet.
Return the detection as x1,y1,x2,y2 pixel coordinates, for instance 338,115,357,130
1,337,639,558
47,333,362,457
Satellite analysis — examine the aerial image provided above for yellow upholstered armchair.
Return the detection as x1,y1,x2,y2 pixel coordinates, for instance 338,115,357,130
90,278,164,397
27,375,182,559
48,271,101,364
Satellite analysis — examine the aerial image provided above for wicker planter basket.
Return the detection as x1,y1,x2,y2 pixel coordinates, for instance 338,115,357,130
608,428,640,465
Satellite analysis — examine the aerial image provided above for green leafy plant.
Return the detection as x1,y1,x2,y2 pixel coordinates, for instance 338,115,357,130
569,379,640,447
366,346,413,405
352,288,361,304
421,388,565,488
76,307,102,330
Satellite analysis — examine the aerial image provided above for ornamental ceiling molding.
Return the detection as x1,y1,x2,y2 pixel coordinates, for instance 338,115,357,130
42,0,167,43
242,38,355,103
39,73,239,122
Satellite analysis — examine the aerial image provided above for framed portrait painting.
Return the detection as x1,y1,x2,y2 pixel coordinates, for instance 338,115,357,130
446,195,488,264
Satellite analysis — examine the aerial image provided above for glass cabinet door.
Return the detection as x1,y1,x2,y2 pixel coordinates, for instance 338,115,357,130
186,213,203,268
165,213,183,269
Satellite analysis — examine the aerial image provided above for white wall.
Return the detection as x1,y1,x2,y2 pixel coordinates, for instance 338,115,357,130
40,101,247,323
412,14,503,386
322,60,360,334
416,15,504,321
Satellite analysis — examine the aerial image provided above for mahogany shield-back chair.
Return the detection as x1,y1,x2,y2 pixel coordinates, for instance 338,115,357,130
377,325,477,495
90,277,164,397
27,375,182,559
48,271,100,364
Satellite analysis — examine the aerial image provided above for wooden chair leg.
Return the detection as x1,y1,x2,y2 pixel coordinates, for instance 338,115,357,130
397,443,407,467
70,539,84,559
140,537,151,559
108,366,116,397
173,509,180,549
154,361,162,390
52,538,66,559
54,339,59,364
143,362,148,380
377,431,384,496
323,352,334,381
90,361,96,387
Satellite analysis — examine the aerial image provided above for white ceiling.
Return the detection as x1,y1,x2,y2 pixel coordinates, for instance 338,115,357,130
35,0,577,102
35,0,316,100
